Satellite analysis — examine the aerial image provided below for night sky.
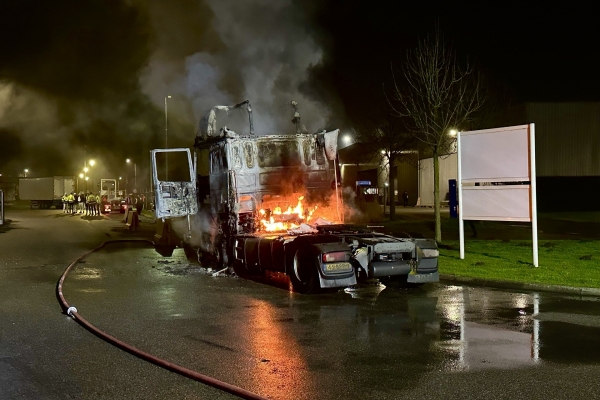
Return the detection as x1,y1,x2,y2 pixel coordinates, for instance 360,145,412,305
0,0,598,180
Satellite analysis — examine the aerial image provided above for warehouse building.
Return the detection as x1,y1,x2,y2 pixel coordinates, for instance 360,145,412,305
339,102,600,211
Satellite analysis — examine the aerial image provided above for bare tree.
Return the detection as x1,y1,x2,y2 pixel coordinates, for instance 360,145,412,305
391,29,485,242
354,102,416,220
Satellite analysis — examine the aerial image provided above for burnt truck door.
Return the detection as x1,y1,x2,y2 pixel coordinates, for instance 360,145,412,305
151,148,198,219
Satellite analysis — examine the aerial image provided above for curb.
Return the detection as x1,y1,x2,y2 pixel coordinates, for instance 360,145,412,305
439,274,600,296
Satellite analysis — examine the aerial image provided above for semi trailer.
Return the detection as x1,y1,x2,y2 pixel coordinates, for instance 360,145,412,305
18,176,75,209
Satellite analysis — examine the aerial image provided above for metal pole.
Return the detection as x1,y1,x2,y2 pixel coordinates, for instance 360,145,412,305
0,189,4,225
134,163,137,193
165,96,171,180
457,131,465,259
334,155,341,222
530,123,539,267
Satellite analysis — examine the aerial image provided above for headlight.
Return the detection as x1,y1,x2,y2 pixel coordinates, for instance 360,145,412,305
421,249,439,258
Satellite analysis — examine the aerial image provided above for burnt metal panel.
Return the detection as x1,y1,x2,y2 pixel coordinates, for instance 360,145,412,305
151,148,198,219
257,141,302,168
235,173,256,188
243,142,255,168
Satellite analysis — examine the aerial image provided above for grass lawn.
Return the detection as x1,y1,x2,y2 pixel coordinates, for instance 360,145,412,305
439,240,600,288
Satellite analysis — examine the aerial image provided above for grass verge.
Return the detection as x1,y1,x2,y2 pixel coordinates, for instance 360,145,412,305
439,240,600,288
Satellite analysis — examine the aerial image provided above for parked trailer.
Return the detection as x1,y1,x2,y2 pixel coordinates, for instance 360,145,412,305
151,101,438,293
100,178,119,213
18,176,74,209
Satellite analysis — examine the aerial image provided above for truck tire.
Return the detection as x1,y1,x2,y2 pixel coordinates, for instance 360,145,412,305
214,239,230,270
182,242,199,263
289,250,319,294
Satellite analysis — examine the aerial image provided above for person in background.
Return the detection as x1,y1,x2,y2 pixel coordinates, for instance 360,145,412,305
62,193,68,213
95,192,101,216
402,191,409,207
135,194,144,215
77,192,84,214
86,192,96,216
67,192,75,214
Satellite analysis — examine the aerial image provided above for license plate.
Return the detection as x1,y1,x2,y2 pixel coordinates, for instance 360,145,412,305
407,271,439,283
324,262,351,272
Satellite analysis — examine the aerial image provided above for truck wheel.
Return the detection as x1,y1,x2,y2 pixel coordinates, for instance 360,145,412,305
289,250,319,294
182,242,199,263
214,239,230,270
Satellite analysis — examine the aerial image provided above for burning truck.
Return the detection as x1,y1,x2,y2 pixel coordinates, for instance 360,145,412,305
151,101,439,293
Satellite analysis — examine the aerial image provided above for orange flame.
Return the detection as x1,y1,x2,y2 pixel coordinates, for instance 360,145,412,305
259,194,340,232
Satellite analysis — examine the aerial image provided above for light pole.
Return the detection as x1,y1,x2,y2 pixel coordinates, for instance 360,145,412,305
126,159,137,193
83,167,89,192
165,95,171,180
78,173,84,193
118,176,122,196
24,169,29,177
89,159,95,191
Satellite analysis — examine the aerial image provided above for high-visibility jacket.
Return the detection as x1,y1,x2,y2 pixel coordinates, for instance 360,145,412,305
67,194,75,203
87,194,96,203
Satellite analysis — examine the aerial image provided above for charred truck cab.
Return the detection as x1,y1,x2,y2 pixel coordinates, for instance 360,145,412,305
152,100,438,293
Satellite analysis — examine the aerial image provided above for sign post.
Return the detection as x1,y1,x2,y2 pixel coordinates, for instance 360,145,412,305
458,124,538,267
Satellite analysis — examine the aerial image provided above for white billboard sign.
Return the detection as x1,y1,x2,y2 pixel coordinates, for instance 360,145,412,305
458,124,538,266
462,185,531,221
460,125,530,182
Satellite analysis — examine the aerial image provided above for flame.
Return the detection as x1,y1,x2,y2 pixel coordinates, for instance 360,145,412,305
258,194,340,232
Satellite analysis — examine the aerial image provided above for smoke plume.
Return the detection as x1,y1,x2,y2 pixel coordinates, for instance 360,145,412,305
0,0,334,181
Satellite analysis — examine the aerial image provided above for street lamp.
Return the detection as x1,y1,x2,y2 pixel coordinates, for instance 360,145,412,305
165,95,171,180
118,176,122,195
24,168,29,177
83,166,89,191
126,159,137,193
88,159,96,190
78,173,84,193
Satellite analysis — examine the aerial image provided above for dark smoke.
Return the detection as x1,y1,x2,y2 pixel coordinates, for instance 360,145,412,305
0,0,160,180
0,0,338,182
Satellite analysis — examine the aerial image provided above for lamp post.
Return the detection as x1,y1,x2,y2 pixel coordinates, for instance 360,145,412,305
165,95,171,180
78,173,84,193
89,159,95,191
24,169,29,177
126,159,137,193
83,167,89,192
118,176,122,196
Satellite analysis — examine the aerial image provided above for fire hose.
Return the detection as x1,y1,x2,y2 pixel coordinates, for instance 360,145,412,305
56,239,268,400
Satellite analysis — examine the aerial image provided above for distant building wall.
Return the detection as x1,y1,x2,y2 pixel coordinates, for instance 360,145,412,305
505,102,600,177
419,154,457,207
396,161,418,206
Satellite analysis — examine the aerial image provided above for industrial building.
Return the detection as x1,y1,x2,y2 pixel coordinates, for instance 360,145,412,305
339,102,600,212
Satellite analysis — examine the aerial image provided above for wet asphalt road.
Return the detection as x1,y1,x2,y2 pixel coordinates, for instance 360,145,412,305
2,207,600,399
